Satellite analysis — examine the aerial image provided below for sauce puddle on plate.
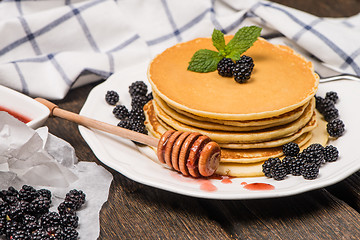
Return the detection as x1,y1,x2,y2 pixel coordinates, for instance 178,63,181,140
200,180,217,192
171,172,275,192
0,106,31,123
243,182,275,191
170,172,219,192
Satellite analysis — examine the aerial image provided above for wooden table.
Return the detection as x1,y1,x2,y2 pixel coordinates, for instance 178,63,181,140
44,1,360,239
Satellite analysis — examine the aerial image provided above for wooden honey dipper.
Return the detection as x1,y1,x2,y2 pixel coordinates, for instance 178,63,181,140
35,98,221,177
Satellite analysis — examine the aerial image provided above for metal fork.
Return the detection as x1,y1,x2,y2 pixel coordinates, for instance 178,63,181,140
319,73,360,83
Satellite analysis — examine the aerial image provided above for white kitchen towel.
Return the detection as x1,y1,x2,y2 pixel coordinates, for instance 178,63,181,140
0,0,359,100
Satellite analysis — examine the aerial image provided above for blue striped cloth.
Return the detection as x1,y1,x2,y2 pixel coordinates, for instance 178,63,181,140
0,0,359,99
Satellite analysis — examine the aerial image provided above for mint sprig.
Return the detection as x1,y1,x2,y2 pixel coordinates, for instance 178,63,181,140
187,49,223,73
188,26,262,73
212,29,226,52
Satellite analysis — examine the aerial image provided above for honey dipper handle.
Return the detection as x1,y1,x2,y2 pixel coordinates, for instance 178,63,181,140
35,98,159,147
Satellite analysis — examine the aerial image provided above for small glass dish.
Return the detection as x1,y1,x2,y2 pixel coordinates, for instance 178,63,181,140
0,85,50,129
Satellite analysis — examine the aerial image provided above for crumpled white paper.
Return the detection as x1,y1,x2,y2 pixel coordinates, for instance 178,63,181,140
0,112,113,239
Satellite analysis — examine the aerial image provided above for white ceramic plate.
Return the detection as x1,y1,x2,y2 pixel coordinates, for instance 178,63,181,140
79,65,360,199
0,85,50,129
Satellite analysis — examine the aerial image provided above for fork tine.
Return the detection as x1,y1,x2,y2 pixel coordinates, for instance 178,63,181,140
319,74,360,83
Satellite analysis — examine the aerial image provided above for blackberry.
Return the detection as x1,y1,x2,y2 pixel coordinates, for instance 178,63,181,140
233,55,254,83
61,213,79,228
306,143,324,152
270,161,287,180
19,185,39,202
37,189,52,201
113,105,130,120
282,156,295,174
0,218,5,236
6,187,19,197
324,145,339,162
46,226,64,239
146,92,153,102
105,90,119,105
119,118,148,143
5,220,23,238
1,187,19,204
8,203,24,221
18,200,31,214
22,214,39,233
217,58,235,77
22,214,35,225
325,91,338,103
117,119,132,130
297,151,320,168
130,119,148,135
0,201,9,215
9,229,28,240
327,119,345,138
323,106,339,122
282,142,300,157
262,157,281,178
65,190,86,211
305,143,324,152
315,95,323,109
58,201,76,216
129,81,148,97
237,55,254,65
119,118,147,135
40,212,62,228
31,229,50,240
129,108,146,122
303,143,324,165
29,196,51,215
131,95,148,109
289,156,304,176
0,211,6,235
63,227,78,240
316,97,334,114
301,162,320,180
3,195,18,205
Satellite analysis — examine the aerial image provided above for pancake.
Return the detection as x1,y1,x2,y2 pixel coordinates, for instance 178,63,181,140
300,110,329,150
145,101,324,161
215,162,265,177
145,105,310,163
154,110,317,149
148,37,319,120
220,132,311,163
153,92,311,130
144,101,168,139
147,99,316,144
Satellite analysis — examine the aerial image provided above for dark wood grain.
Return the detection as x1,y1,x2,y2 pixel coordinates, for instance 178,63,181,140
42,1,360,240
272,0,360,17
201,189,360,239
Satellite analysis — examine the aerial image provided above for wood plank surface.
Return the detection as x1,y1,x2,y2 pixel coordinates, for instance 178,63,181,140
43,1,360,239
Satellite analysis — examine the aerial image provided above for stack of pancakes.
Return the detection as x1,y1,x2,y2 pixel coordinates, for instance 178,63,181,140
144,37,328,177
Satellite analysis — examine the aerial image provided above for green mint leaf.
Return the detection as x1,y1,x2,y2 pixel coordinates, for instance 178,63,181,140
226,50,242,61
212,29,226,53
188,49,223,73
226,26,262,60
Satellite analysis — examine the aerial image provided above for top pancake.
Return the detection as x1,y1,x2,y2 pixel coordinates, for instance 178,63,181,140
148,37,319,121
